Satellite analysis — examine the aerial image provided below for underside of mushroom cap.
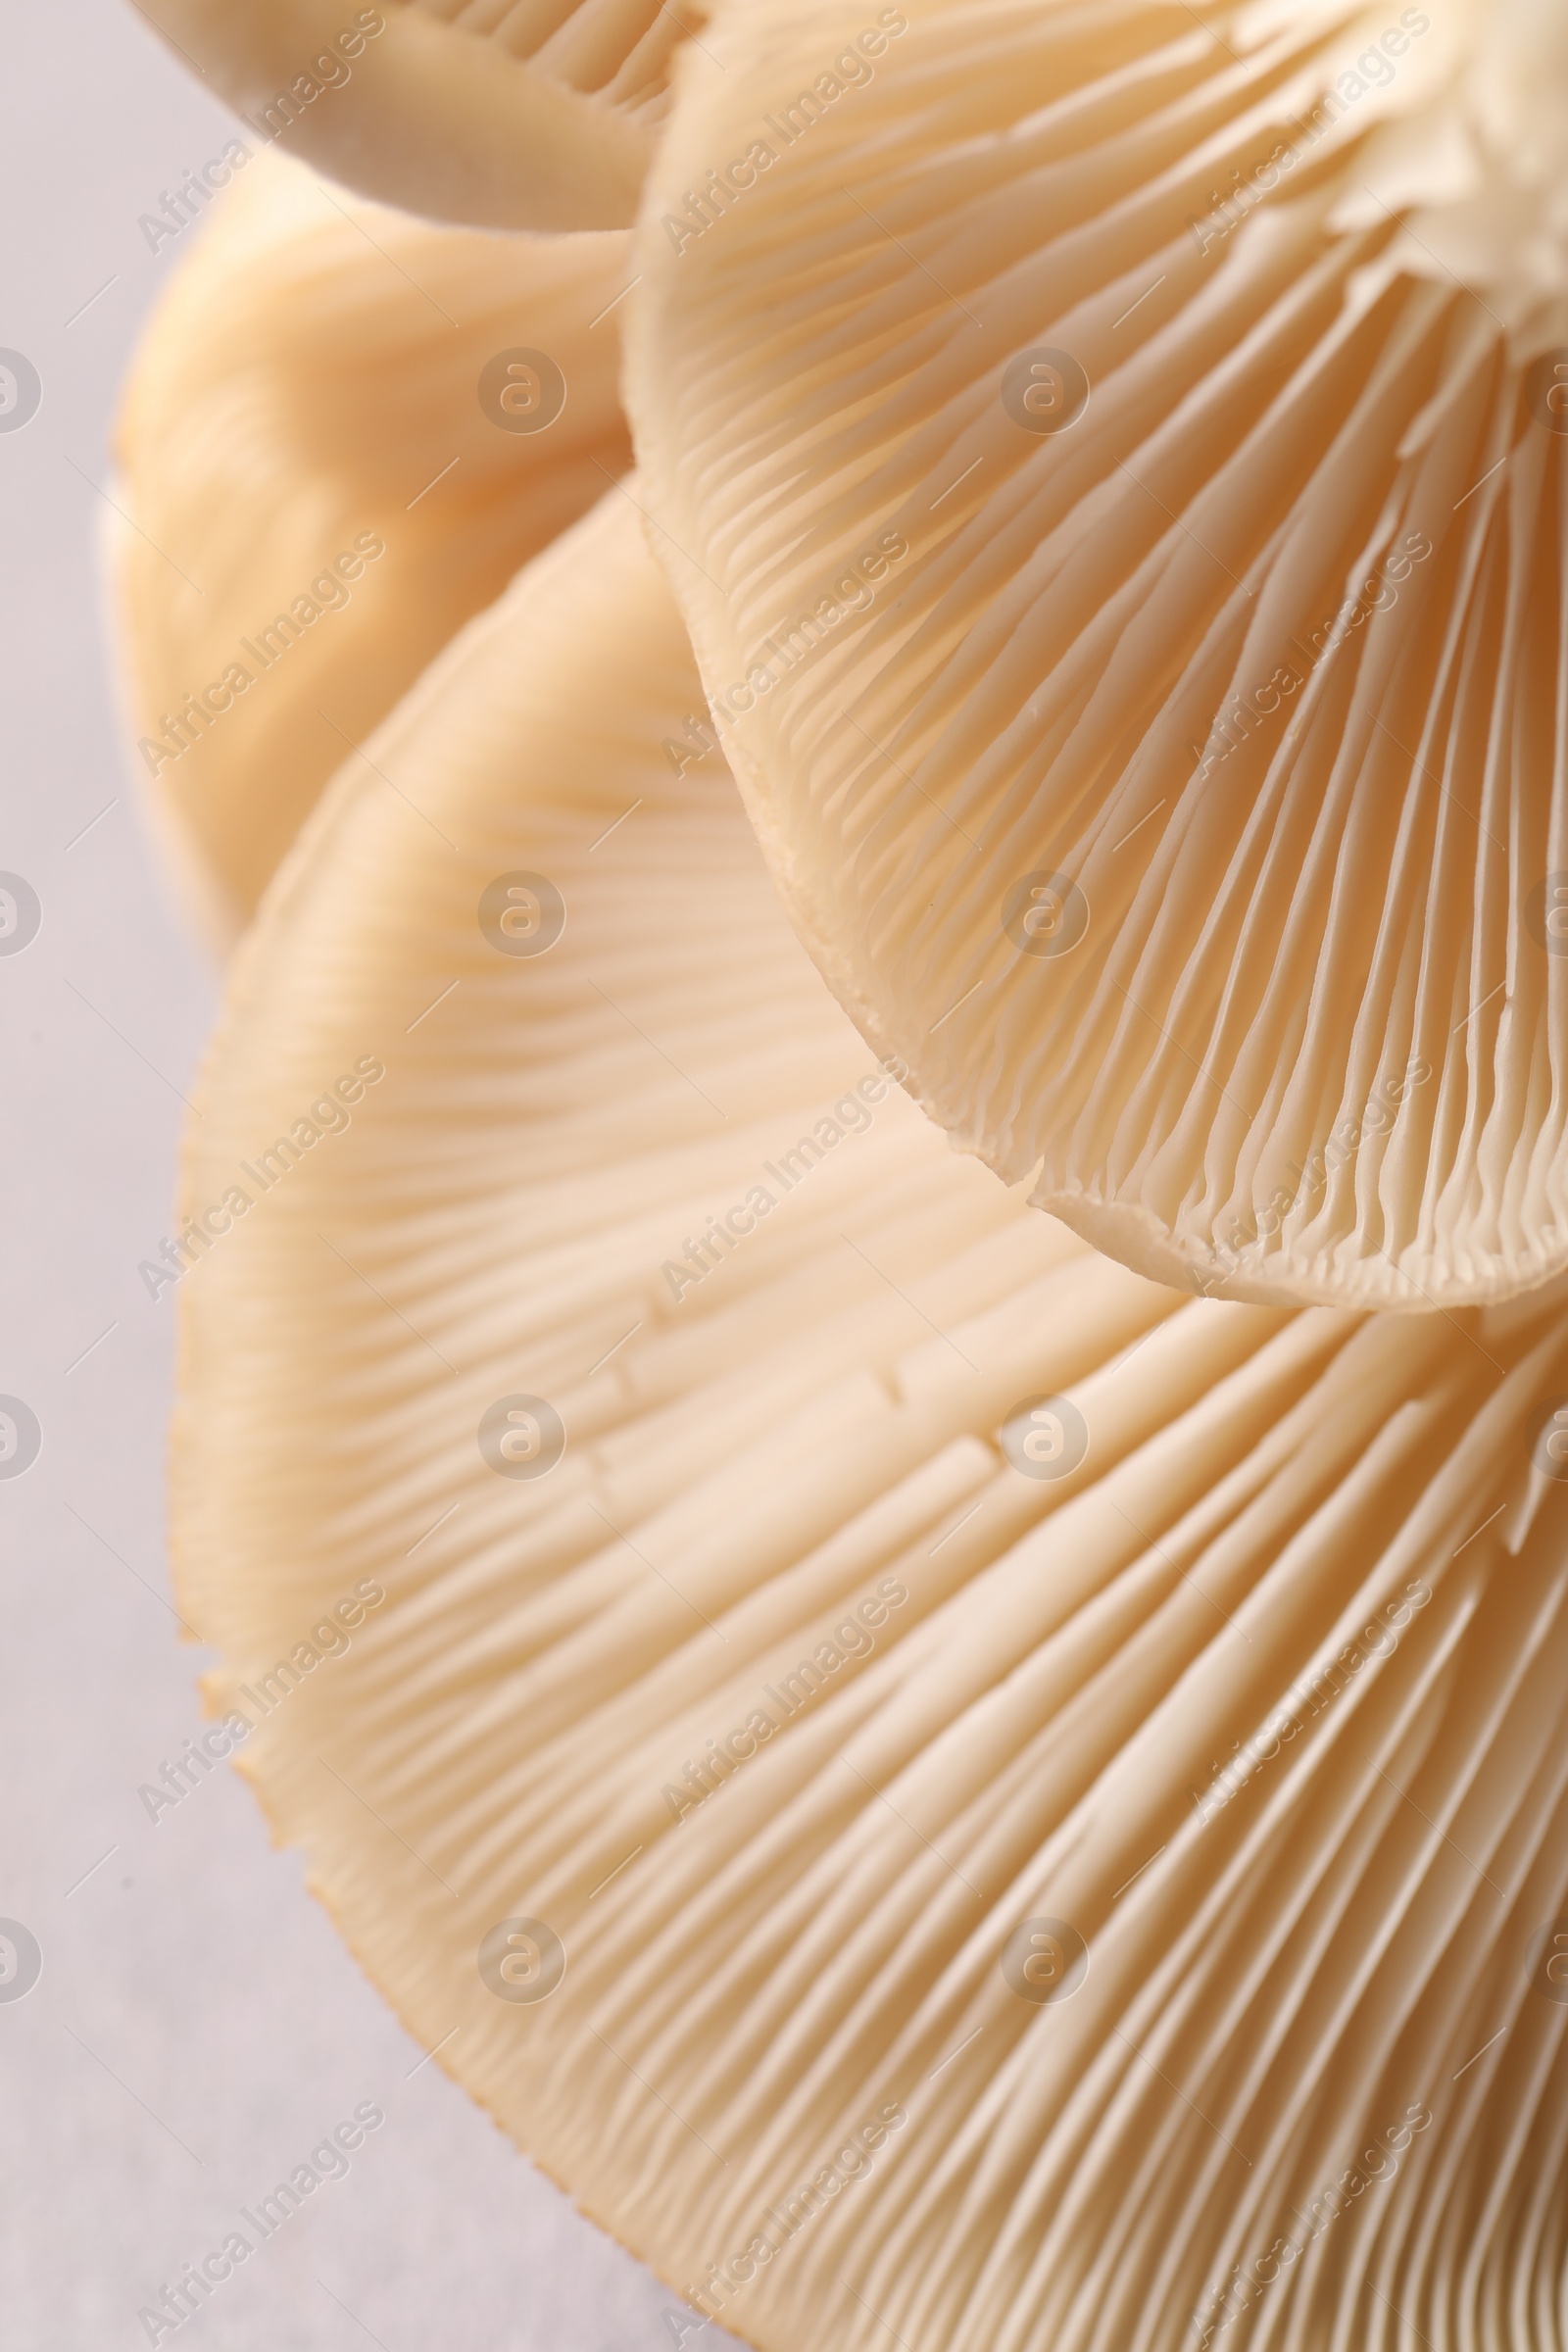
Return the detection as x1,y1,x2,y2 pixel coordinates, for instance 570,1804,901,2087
135,0,701,229
627,0,1568,1313
113,148,633,948
172,486,1568,2352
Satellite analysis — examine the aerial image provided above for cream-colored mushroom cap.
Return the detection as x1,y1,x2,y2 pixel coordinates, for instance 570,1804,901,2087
114,148,632,949
172,486,1568,2352
627,0,1568,1313
136,0,708,229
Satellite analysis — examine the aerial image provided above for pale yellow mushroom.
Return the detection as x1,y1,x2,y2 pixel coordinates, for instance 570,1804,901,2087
133,0,706,230
627,0,1568,1313
171,487,1568,2352
113,147,633,949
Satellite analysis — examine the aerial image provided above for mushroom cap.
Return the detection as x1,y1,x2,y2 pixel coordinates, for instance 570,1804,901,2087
626,0,1568,1312
172,485,1568,2352
113,147,632,949
136,0,698,229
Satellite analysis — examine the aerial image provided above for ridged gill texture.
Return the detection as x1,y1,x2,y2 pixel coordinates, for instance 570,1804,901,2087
136,0,700,227
405,0,703,113
170,488,1568,2352
627,0,1568,1313
114,149,632,946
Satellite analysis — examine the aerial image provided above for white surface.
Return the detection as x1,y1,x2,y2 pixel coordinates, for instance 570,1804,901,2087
0,10,738,2345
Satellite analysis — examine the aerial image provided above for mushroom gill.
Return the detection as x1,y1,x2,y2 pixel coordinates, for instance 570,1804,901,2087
135,0,705,229
626,0,1568,1313
169,487,1568,2352
113,147,632,948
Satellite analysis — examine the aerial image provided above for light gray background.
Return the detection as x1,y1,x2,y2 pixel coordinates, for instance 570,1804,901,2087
0,9,740,2344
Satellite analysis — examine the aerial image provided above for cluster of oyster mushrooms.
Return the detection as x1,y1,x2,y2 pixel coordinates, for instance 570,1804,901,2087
121,1,1568,2345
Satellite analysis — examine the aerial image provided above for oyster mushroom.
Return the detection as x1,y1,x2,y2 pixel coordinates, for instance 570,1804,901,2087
114,148,632,947
627,0,1568,1312
135,0,705,229
168,488,1568,2352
